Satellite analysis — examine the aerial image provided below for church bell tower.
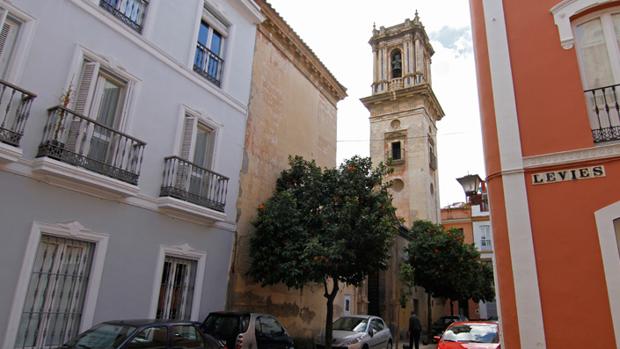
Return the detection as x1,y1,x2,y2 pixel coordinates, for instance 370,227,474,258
360,11,445,336
361,11,444,226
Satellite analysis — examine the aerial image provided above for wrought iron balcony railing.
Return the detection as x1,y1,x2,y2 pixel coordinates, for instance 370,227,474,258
0,79,36,147
100,0,149,33
160,156,228,212
194,43,224,87
585,84,620,143
37,106,146,185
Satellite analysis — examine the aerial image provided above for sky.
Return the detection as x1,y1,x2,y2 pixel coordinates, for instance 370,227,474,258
268,0,486,207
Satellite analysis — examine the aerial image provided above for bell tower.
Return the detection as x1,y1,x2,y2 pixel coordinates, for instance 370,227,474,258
360,12,445,337
362,11,444,226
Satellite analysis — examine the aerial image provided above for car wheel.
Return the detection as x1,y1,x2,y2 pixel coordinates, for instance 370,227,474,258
386,340,392,349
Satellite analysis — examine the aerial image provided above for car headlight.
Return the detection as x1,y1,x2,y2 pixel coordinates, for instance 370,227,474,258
341,336,364,346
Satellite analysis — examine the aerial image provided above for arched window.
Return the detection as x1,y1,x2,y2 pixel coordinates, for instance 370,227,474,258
391,49,402,78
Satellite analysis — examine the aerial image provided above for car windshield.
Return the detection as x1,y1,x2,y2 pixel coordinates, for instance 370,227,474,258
65,323,136,349
442,324,499,344
332,317,369,332
203,314,249,338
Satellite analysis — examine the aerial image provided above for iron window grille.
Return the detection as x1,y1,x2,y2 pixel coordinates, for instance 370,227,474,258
193,43,224,87
15,235,95,348
99,0,149,33
156,256,197,321
0,79,36,147
37,106,146,185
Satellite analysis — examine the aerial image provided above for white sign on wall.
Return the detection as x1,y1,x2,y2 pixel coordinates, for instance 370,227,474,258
532,166,605,185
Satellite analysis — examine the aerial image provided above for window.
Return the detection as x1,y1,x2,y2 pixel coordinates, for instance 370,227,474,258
156,256,197,320
15,235,95,348
70,59,128,161
194,17,225,86
127,327,167,349
344,295,352,316
574,9,620,142
480,225,492,251
170,325,204,349
256,316,285,337
391,141,402,161
99,0,149,33
180,114,217,198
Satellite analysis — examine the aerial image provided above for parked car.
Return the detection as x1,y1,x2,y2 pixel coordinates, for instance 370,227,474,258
315,315,392,349
201,311,294,349
57,319,223,349
431,315,469,338
434,321,500,349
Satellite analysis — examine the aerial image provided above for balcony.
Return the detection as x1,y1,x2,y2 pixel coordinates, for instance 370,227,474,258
34,106,146,196
100,0,149,33
0,80,36,162
158,156,228,222
194,43,224,87
585,84,620,143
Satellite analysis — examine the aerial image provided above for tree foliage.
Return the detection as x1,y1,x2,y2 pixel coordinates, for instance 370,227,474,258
248,156,400,348
404,220,495,304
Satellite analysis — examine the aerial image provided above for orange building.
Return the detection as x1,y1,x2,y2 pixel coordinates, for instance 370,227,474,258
470,0,620,348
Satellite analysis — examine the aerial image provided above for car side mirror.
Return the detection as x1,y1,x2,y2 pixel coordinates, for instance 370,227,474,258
433,336,441,342
369,329,375,337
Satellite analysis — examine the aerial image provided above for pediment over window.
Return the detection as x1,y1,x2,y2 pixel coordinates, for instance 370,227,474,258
551,0,615,49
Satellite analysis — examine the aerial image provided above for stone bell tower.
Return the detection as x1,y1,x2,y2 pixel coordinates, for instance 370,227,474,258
360,12,445,340
361,11,444,226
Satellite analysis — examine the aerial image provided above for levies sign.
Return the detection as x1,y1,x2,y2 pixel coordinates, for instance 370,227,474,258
532,166,605,185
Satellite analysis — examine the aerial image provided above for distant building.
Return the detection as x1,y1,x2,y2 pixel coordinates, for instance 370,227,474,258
0,1,262,347
441,175,497,320
471,0,620,347
361,12,445,342
227,0,348,340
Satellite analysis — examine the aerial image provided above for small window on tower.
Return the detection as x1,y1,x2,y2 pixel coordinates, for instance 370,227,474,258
391,141,402,161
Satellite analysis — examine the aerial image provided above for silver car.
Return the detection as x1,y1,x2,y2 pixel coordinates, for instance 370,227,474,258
315,315,393,349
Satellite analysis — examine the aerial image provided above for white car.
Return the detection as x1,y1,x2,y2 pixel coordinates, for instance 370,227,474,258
315,315,393,349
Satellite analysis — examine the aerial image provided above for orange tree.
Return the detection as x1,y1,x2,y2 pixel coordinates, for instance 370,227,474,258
403,221,495,333
248,156,400,349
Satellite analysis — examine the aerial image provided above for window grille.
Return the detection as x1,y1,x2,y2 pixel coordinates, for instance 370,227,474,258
15,235,95,348
156,256,197,320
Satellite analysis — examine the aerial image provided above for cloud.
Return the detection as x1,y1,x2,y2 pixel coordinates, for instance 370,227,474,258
430,26,473,57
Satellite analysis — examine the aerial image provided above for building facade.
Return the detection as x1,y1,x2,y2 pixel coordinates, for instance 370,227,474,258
0,1,262,348
470,0,620,347
360,12,445,342
227,0,348,340
441,179,497,320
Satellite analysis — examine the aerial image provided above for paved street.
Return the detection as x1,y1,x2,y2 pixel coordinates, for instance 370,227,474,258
398,342,435,349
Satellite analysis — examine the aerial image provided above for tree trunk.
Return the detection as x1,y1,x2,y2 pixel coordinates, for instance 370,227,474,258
324,278,340,349
427,293,432,340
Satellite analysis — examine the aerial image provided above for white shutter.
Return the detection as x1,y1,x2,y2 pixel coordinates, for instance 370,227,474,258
0,17,19,79
73,61,100,116
180,115,197,160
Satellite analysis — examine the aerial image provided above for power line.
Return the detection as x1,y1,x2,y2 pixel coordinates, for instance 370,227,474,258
336,131,467,143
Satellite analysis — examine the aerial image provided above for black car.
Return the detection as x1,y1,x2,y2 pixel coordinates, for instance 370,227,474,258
431,315,469,338
201,311,294,349
58,319,223,349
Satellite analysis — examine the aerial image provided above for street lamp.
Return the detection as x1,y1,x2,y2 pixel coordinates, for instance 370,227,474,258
457,174,482,197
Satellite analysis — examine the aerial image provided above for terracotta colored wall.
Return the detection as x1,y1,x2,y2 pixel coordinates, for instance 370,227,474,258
525,162,619,347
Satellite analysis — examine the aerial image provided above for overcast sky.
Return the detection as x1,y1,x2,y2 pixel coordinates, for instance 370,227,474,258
268,0,485,207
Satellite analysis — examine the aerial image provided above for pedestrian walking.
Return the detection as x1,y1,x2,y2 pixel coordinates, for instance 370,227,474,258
409,312,422,349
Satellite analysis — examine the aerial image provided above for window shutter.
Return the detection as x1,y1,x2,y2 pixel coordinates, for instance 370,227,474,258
66,61,99,153
73,61,100,116
0,17,19,79
204,129,215,169
180,116,197,160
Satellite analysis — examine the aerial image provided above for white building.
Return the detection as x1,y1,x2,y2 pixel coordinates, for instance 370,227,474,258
0,1,262,348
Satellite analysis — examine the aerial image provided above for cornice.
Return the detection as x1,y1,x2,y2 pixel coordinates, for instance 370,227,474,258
255,0,347,105
523,142,620,169
370,18,435,56
360,83,445,121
